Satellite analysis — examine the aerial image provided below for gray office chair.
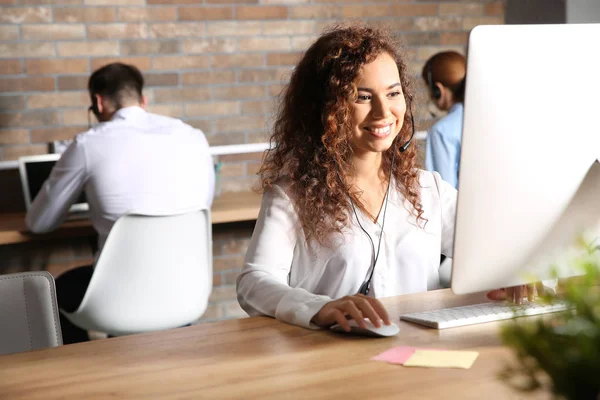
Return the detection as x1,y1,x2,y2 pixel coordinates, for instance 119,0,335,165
0,271,63,355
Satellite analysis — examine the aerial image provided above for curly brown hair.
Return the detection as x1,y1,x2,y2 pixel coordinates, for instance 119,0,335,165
260,24,424,246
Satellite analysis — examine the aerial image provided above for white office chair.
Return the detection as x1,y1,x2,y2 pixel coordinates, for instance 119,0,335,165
62,209,212,337
0,271,63,355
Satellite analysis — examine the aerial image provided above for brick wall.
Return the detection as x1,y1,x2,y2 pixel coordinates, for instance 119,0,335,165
0,0,505,322
1,0,503,193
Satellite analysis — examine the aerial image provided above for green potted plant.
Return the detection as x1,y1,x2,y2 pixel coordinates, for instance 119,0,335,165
500,240,600,400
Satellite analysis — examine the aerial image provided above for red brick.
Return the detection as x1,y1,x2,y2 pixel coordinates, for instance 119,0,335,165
246,162,261,176
2,145,48,161
238,37,291,52
185,101,240,117
117,7,177,21
247,131,269,144
87,23,147,39
121,40,178,55
238,68,290,83
0,95,25,111
205,21,261,36
215,115,267,133
216,162,246,178
0,60,22,75
439,3,483,16
0,43,55,58
0,76,54,92
53,7,115,22
390,3,438,16
145,104,183,118
187,119,213,134
30,126,83,143
91,57,151,71
148,22,205,38
152,55,210,70
211,54,264,68
241,99,274,114
179,6,233,20
414,17,462,31
291,36,318,51
145,73,179,87
213,85,265,100
263,20,315,35
57,76,89,91
182,71,235,86
181,38,236,54
206,0,256,3
0,26,19,40
28,92,89,109
342,5,389,17
237,6,286,19
205,132,245,146
154,87,211,103
261,0,309,3
0,7,51,23
20,0,82,4
0,111,59,128
402,32,440,46
386,18,414,32
269,83,286,97
219,151,264,163
57,41,119,57
219,176,257,193
441,32,469,45
85,0,144,5
266,52,301,66
22,24,85,40
289,5,340,19
61,109,88,125
0,129,29,145
485,1,504,16
148,0,202,3
26,59,89,74
213,256,244,272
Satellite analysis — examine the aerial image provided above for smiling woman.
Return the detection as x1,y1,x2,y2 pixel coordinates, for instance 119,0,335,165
236,24,458,333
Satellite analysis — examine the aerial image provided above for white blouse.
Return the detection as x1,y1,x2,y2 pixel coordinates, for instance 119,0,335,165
236,170,457,329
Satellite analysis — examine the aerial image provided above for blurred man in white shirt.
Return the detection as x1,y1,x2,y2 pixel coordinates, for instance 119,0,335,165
26,63,215,344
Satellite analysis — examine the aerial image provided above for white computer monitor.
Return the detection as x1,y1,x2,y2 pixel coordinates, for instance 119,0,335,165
451,23,600,294
18,154,89,213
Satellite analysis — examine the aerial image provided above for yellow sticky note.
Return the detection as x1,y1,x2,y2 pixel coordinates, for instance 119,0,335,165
403,350,479,369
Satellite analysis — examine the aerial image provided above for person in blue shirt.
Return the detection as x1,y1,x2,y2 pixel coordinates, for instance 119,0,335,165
422,51,466,189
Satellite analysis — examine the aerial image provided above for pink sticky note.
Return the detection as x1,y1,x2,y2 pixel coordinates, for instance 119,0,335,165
371,346,416,365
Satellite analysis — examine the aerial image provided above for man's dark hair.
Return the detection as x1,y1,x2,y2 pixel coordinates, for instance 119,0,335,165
88,63,144,108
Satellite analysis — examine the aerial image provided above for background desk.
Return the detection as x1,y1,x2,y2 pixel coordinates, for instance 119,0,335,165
0,289,543,399
0,191,263,246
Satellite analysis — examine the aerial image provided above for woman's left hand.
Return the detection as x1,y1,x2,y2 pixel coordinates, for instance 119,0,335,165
487,283,540,304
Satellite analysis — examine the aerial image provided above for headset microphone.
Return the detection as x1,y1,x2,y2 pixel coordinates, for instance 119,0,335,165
399,108,415,153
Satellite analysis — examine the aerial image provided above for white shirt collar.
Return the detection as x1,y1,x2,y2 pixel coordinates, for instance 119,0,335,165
112,106,147,121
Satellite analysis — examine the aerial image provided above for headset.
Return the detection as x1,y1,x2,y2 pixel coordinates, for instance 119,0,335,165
426,63,441,100
87,97,100,129
354,106,415,296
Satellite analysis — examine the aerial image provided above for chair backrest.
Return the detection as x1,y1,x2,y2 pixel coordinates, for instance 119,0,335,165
64,209,212,336
0,272,62,355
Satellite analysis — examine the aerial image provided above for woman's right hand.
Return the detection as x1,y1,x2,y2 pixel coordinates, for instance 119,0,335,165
311,294,392,331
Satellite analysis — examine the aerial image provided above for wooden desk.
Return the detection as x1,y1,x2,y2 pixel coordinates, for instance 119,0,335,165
0,191,262,246
0,290,543,399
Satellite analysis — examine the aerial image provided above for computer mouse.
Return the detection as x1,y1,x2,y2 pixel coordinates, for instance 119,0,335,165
330,319,400,337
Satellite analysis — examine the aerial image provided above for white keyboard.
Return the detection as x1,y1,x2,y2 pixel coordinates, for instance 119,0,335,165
400,300,571,329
